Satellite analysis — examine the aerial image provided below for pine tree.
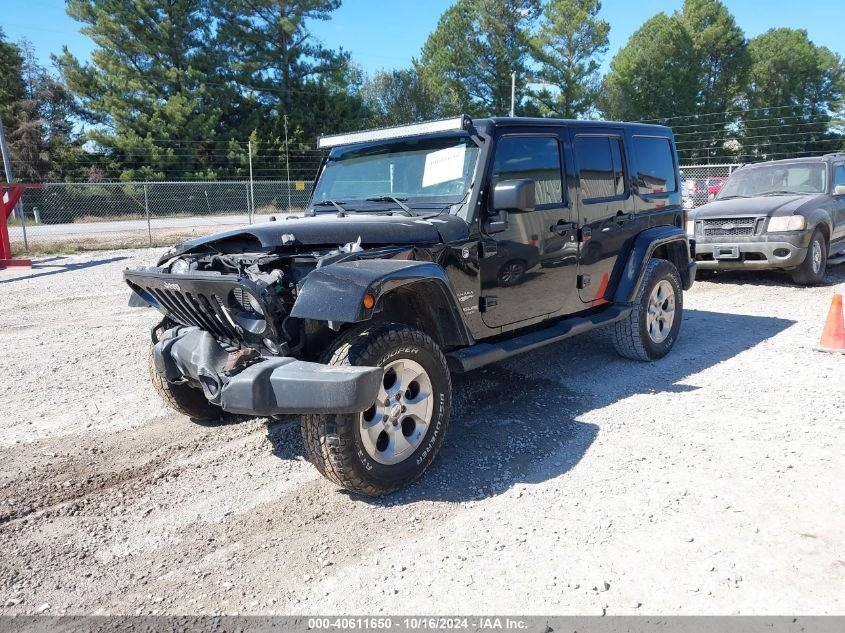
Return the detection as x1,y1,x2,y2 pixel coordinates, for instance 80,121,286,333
56,0,234,180
530,0,609,119
418,0,541,117
211,0,364,178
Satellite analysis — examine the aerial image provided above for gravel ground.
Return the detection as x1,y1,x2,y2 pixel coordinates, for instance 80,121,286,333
0,249,843,616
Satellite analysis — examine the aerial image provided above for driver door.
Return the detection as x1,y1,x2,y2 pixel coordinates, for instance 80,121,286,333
479,130,580,329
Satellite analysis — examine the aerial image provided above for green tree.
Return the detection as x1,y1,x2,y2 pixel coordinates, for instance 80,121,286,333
211,0,365,178
418,0,541,117
599,12,698,123
675,0,749,161
743,28,845,160
0,27,24,122
56,0,235,180
360,68,458,127
529,0,609,119
7,40,80,182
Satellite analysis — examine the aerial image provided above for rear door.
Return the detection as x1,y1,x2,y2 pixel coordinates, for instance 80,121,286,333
570,129,635,304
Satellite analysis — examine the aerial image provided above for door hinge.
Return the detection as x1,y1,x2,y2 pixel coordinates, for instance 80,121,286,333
480,296,498,312
577,274,591,289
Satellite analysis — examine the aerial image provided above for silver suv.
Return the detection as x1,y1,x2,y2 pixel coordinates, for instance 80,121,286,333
688,153,845,285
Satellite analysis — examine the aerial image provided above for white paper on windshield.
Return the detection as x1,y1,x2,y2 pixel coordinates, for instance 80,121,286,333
422,145,466,187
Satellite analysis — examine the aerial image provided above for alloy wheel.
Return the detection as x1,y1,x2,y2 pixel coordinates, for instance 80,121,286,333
646,279,676,344
359,358,434,465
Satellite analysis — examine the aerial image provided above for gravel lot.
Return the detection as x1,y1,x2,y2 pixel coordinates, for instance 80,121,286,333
1,249,843,616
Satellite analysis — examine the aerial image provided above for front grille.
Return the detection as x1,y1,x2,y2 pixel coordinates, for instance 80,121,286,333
702,217,758,237
124,269,285,345
148,287,244,343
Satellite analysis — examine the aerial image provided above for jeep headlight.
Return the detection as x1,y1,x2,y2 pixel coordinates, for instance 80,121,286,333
170,258,190,274
767,216,806,232
686,220,695,236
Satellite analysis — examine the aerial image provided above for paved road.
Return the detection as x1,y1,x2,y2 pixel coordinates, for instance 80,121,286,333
8,214,282,239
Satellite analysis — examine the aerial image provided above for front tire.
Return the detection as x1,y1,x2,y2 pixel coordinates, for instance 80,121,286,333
301,323,452,496
148,346,222,421
790,229,827,286
612,258,683,361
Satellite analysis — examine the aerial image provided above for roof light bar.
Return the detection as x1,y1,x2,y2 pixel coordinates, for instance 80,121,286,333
318,116,472,149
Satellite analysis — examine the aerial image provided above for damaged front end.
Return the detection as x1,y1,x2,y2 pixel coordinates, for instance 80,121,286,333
151,327,381,415
124,245,384,416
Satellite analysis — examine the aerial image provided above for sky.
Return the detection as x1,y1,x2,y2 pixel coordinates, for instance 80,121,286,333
2,0,843,78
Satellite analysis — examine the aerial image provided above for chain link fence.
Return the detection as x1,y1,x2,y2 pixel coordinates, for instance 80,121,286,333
7,179,314,254
6,165,739,254
679,163,739,210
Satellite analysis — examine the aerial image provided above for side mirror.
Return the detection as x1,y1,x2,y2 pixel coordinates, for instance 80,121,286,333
834,184,845,196
492,179,536,213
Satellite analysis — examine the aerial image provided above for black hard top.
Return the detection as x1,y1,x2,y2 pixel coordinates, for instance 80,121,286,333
474,116,673,136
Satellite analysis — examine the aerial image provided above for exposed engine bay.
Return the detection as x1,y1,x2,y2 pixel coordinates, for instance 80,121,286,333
127,238,416,361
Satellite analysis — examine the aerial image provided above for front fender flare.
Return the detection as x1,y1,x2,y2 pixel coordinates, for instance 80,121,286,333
291,259,473,344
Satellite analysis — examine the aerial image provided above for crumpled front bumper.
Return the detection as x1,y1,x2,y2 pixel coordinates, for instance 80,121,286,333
153,327,383,416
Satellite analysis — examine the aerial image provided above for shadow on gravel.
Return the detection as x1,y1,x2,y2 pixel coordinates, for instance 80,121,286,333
0,256,129,284
379,308,795,505
697,263,845,288
263,309,795,505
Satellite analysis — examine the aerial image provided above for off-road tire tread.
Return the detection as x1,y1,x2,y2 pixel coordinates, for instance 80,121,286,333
147,346,222,421
301,322,451,497
612,258,681,361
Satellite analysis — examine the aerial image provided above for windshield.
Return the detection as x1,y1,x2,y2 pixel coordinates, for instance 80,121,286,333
312,135,480,212
717,162,827,198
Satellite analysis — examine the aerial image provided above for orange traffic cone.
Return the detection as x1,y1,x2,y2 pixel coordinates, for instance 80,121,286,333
816,294,845,353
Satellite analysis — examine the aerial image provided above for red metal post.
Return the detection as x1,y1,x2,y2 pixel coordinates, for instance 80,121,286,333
1,183,44,269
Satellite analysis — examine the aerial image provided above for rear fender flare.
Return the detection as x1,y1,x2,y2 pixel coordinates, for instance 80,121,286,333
614,226,694,303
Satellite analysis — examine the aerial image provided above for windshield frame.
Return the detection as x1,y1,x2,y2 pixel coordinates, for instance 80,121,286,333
309,132,483,217
716,161,830,199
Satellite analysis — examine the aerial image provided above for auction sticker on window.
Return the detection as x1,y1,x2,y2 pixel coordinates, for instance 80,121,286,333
422,145,466,187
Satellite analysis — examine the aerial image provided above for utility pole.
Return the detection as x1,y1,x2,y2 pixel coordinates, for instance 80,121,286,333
248,140,255,224
284,114,292,212
509,72,516,117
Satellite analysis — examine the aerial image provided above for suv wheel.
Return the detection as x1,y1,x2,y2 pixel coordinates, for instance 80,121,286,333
148,346,222,421
301,322,451,496
790,229,827,286
612,258,683,361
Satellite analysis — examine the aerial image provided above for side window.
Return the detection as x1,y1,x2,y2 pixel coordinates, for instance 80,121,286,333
633,136,677,194
573,135,625,202
491,136,563,206
833,165,845,188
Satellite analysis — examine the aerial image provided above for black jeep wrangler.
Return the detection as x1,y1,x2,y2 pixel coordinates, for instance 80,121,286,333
125,116,694,496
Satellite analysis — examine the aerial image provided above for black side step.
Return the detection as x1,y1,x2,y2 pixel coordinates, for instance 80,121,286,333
446,305,631,373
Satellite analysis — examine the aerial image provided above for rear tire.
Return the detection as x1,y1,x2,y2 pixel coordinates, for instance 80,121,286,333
790,229,827,286
301,323,451,496
148,346,222,421
612,258,683,361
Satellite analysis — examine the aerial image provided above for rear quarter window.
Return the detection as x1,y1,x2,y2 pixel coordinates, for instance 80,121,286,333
633,136,677,194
